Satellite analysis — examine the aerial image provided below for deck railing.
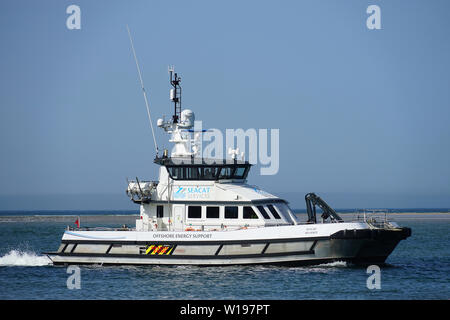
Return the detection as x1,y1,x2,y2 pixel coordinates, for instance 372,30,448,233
352,209,396,229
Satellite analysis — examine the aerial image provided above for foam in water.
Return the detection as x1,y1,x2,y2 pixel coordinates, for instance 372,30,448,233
316,261,348,268
0,250,52,266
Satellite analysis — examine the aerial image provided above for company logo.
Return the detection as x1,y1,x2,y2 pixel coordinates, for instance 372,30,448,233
173,186,212,200
173,186,186,199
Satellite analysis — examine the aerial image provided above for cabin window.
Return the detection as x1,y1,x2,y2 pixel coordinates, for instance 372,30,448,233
267,204,281,219
187,206,202,219
206,206,220,219
157,205,164,218
224,206,238,219
219,167,233,179
233,166,247,179
256,205,271,219
275,203,299,224
243,206,258,219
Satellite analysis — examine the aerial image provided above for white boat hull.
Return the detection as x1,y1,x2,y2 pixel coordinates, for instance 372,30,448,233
45,223,411,266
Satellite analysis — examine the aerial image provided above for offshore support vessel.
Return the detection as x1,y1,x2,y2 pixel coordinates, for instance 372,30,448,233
45,66,411,266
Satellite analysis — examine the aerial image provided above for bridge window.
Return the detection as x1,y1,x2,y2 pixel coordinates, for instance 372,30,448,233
218,167,232,179
168,167,179,179
166,165,249,180
234,166,247,179
187,167,199,179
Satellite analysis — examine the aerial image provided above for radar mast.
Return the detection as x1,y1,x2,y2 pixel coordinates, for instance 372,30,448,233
169,66,182,124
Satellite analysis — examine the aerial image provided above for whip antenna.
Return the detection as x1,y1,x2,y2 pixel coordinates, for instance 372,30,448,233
126,25,159,155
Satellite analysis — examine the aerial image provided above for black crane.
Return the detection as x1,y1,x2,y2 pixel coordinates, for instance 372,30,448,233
305,193,343,223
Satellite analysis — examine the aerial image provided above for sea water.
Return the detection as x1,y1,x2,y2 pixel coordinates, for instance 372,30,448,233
0,213,448,300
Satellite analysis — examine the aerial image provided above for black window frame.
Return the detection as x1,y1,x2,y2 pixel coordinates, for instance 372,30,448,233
233,166,247,179
224,206,239,219
206,206,220,219
187,167,200,180
157,205,164,218
166,165,250,181
267,204,281,219
256,205,271,219
243,206,259,219
187,206,202,219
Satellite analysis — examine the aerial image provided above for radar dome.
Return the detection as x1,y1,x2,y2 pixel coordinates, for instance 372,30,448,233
180,109,195,128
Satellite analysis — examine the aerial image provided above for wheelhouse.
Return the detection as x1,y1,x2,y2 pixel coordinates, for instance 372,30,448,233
154,157,251,181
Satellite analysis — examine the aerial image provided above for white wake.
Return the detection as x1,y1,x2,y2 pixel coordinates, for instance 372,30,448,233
0,249,52,266
316,261,348,268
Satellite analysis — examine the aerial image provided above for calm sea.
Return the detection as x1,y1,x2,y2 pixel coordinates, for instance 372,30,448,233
0,211,449,300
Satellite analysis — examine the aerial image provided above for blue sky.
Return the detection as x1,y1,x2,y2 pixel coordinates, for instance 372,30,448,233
1,0,449,210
